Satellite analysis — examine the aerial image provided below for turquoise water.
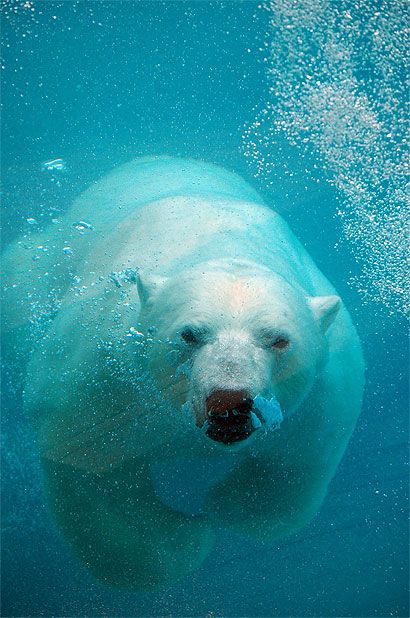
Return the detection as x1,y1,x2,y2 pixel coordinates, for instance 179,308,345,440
1,1,408,616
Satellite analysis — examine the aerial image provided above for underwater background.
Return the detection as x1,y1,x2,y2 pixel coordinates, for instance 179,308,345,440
1,1,408,616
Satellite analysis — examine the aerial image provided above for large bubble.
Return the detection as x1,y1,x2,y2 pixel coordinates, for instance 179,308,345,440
243,0,409,316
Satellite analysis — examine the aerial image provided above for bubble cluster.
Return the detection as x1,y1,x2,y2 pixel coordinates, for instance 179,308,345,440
243,0,409,316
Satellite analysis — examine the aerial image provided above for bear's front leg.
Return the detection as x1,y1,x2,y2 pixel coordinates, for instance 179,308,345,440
42,457,215,591
205,454,327,541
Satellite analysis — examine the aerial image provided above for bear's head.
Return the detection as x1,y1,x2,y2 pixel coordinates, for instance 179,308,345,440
136,259,340,448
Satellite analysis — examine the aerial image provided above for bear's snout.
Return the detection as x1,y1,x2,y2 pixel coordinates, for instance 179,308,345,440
205,389,254,445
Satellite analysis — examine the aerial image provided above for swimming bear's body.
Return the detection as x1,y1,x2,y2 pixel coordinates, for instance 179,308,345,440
2,157,364,590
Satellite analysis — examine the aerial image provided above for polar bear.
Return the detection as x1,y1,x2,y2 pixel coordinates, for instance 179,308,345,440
3,157,364,590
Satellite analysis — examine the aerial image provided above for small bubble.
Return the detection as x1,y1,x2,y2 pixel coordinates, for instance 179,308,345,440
73,220,94,232
126,327,144,339
41,158,66,172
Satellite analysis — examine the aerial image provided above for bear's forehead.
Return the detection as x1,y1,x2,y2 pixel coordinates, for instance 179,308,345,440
167,269,302,322
230,279,252,305
202,275,286,314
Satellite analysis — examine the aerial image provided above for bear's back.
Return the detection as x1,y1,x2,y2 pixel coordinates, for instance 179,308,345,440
1,157,264,334
69,156,264,230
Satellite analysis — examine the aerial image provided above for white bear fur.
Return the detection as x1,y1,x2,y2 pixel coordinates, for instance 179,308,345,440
3,157,364,590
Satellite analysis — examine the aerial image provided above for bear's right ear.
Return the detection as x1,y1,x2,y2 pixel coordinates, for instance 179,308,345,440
136,271,167,305
309,295,341,332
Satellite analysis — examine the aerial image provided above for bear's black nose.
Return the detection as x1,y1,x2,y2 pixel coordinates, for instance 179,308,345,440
205,389,253,444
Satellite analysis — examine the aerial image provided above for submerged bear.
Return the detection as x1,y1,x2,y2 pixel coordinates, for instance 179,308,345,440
3,157,364,590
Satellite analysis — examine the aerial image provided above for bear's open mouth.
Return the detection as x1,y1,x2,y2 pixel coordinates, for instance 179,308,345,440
204,390,254,445
199,389,284,445
204,411,254,444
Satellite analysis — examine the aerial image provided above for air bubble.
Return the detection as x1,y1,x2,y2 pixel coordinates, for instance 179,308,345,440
73,220,94,232
126,327,144,340
41,158,66,172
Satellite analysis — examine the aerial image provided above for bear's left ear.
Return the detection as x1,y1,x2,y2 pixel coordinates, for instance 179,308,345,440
309,295,341,332
137,272,167,306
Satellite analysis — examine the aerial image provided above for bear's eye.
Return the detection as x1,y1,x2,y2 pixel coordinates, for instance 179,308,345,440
272,336,289,350
257,328,290,350
180,327,205,346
